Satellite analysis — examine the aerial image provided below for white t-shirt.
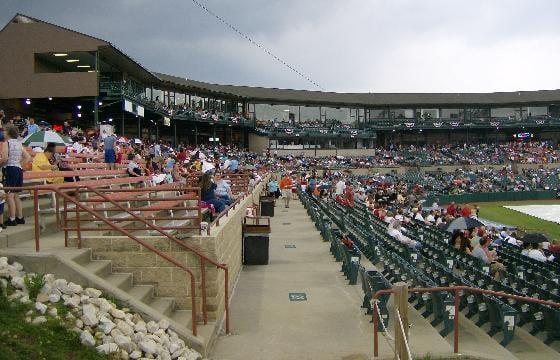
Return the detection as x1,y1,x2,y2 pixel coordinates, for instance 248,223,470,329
335,180,346,195
202,160,215,173
527,249,548,262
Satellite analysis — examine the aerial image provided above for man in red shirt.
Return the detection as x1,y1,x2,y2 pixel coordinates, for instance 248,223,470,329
446,202,456,217
461,204,472,217
279,174,293,208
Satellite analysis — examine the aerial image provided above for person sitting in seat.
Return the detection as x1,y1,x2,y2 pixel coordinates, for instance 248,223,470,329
31,143,63,184
525,242,555,262
387,219,421,250
127,153,142,177
472,236,505,279
199,172,225,213
214,172,234,205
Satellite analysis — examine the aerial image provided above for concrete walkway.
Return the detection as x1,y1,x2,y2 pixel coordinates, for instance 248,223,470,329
211,199,452,360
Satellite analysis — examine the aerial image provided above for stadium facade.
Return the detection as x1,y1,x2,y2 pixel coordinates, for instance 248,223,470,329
1,13,560,151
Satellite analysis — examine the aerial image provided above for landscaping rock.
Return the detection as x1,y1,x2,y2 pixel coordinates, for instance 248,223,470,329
96,343,118,354
84,287,102,298
35,302,47,314
32,316,47,325
80,330,96,347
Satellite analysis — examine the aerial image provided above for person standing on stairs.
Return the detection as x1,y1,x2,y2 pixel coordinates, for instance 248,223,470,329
0,125,31,226
279,173,293,208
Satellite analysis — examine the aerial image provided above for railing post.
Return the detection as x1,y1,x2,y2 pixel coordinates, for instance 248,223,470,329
63,195,68,247
224,265,229,334
373,299,379,357
75,188,82,249
34,188,40,252
201,258,207,325
454,289,460,354
191,280,197,337
394,282,409,360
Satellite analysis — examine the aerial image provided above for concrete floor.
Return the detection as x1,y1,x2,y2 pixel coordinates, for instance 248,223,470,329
211,199,454,360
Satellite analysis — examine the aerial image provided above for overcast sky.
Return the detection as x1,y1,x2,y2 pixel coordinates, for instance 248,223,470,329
2,0,560,93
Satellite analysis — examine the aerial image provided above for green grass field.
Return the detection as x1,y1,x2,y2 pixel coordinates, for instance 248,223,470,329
478,200,560,240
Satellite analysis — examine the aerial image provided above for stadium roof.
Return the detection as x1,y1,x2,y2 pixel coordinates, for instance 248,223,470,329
156,72,560,108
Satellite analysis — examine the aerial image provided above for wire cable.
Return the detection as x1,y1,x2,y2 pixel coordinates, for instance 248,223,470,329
189,0,325,90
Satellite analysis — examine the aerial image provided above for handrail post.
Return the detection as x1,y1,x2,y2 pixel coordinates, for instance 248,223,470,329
191,280,197,337
373,299,379,357
201,258,208,324
75,188,82,249
63,195,68,247
34,188,40,252
224,265,229,334
454,289,460,354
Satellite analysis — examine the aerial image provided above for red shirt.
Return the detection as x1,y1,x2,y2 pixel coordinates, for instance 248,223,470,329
461,207,472,217
447,204,456,216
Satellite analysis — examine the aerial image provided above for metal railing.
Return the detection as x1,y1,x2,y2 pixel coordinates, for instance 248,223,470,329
9,184,231,337
372,285,560,357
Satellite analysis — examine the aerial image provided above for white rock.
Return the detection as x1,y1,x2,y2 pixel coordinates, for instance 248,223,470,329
90,298,113,313
139,339,158,355
146,321,159,333
111,308,126,319
11,276,25,290
53,278,67,290
81,304,98,326
48,293,60,303
0,278,7,289
169,341,182,355
153,329,166,338
75,319,84,329
131,332,145,344
65,312,75,320
98,319,116,334
96,343,118,354
134,321,147,333
19,295,31,304
114,334,133,353
35,302,47,314
129,351,142,359
101,335,113,344
48,307,58,317
84,287,102,298
158,319,170,330
80,330,96,347
63,294,81,308
61,282,83,295
12,262,23,271
0,257,8,267
80,295,90,304
32,316,47,325
116,320,134,337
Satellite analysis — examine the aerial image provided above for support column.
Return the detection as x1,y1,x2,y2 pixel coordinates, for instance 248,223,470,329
137,117,141,138
173,121,178,147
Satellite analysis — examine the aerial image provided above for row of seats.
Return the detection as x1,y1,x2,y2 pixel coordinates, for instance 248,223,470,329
300,190,560,347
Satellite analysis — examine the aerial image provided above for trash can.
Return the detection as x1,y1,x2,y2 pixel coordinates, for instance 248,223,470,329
260,196,275,217
243,217,271,265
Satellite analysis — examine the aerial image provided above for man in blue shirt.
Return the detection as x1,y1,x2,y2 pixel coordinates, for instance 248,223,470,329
229,158,239,172
26,118,39,136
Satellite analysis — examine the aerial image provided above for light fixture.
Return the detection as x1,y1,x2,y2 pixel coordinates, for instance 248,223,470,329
98,101,103,106
77,105,82,110
65,59,79,63
77,113,82,118
25,98,31,105
48,97,53,101
87,70,95,73
108,118,113,122
53,53,68,57
77,65,90,68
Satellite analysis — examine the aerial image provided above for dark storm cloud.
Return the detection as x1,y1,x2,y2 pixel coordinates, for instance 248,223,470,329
2,0,560,92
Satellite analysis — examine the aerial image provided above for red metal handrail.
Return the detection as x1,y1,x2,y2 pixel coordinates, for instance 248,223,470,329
372,285,560,357
69,185,229,333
